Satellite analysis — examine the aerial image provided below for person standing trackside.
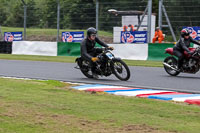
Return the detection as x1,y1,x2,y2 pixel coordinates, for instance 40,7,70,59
128,24,135,32
123,25,128,32
152,27,164,43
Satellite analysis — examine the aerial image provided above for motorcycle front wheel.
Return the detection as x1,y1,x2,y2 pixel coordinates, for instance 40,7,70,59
111,60,130,81
163,56,180,76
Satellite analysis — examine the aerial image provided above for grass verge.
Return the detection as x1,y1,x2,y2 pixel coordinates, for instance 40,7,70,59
0,54,163,67
1,26,113,37
0,78,199,133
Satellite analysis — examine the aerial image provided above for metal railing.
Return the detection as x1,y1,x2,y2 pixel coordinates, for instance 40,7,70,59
1,0,199,43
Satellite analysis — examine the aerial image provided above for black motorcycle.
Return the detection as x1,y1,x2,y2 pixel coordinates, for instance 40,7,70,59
75,47,130,81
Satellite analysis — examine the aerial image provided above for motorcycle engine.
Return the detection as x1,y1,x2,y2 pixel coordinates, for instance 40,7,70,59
182,58,198,72
99,63,112,76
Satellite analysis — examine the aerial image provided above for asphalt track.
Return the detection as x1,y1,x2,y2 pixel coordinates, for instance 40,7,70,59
0,59,200,93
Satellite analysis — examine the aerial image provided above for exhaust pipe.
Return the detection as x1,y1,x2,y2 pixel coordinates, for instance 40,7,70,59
163,62,177,71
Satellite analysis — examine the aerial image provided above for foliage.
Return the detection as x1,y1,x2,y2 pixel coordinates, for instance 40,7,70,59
0,0,151,31
5,0,200,34
60,0,96,29
163,0,200,34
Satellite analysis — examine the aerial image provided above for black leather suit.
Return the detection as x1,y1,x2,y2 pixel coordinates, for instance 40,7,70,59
81,37,108,60
81,37,108,72
173,36,200,69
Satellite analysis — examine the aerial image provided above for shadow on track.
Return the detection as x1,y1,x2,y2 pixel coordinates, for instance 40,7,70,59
75,77,132,83
162,75,200,80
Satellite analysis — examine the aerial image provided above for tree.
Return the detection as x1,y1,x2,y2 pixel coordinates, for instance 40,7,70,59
0,2,6,26
98,0,148,31
26,0,39,27
5,1,24,27
163,0,200,34
61,0,96,29
43,0,57,28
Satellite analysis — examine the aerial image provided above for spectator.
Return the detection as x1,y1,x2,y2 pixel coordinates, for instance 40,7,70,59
123,25,128,32
128,24,135,32
152,27,164,43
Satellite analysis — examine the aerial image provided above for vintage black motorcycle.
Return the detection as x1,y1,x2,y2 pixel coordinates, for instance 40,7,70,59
75,47,130,81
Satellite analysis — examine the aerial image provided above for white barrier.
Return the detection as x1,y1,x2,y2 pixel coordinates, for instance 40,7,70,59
11,41,148,60
12,41,57,56
109,43,148,60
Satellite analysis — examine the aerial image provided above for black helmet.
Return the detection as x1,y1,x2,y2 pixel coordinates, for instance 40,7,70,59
87,27,97,37
181,29,190,37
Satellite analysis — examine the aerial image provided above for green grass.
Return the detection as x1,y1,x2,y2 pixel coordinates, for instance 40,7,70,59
0,78,199,133
1,26,113,37
0,54,163,67
164,35,179,43
0,54,77,63
124,59,162,67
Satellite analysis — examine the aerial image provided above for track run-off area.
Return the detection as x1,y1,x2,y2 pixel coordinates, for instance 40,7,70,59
0,59,200,93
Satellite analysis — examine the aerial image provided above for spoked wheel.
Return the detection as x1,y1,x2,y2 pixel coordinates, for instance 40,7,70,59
111,60,130,81
163,56,180,76
80,60,93,78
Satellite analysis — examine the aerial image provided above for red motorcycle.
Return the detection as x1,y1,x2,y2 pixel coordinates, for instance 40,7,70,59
163,47,200,76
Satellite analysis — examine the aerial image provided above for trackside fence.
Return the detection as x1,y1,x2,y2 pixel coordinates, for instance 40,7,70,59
0,41,177,61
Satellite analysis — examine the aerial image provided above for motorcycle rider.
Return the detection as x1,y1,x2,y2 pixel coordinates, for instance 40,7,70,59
81,27,114,79
173,28,200,71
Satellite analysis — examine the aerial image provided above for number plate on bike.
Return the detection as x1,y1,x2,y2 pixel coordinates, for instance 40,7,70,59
106,52,114,59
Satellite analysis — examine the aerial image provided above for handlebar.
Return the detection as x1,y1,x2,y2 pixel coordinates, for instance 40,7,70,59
103,47,113,51
96,47,113,60
195,46,200,52
191,47,200,57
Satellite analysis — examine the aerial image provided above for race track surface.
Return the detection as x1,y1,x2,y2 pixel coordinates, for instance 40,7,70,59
0,59,200,93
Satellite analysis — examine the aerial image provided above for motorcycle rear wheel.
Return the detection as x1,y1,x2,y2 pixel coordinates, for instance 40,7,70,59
111,60,130,81
163,56,180,76
80,60,93,78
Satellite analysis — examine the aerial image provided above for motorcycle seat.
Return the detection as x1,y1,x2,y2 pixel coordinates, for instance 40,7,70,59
165,48,196,56
165,48,174,55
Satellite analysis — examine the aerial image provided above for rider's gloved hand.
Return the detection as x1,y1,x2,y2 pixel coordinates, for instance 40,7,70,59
188,51,194,55
108,46,114,50
91,57,99,62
